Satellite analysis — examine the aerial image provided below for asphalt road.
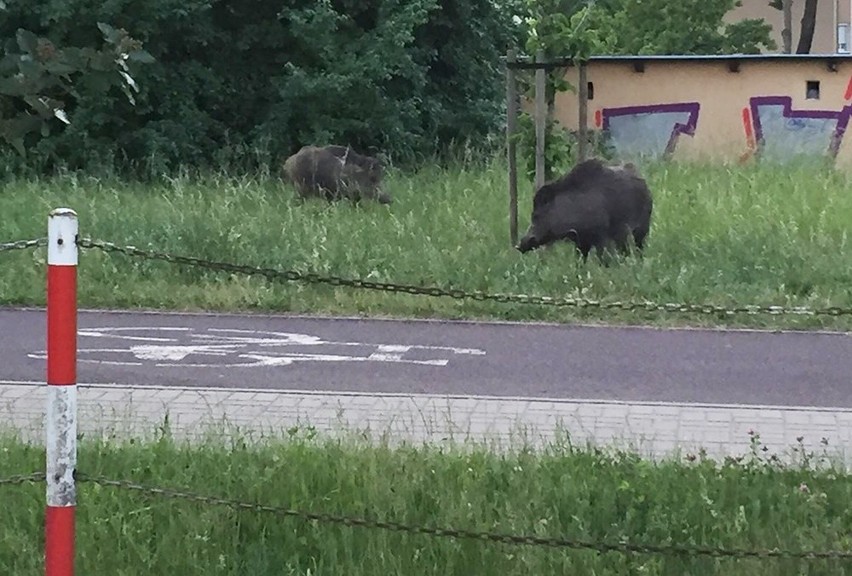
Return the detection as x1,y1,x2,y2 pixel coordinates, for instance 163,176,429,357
1,307,850,408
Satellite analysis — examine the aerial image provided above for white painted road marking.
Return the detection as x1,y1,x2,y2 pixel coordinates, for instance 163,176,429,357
26,326,487,368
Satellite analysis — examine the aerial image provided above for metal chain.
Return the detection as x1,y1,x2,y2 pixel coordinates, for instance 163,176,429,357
77,237,852,318
79,474,852,561
4,471,851,560
0,237,47,252
0,472,46,486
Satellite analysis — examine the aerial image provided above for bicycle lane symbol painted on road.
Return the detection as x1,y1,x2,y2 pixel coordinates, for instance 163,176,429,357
27,327,487,368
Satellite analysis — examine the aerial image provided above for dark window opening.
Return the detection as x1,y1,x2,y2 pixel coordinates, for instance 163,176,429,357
587,81,595,100
806,80,820,99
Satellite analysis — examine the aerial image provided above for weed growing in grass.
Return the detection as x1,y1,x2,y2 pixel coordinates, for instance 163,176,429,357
1,157,852,330
1,428,850,576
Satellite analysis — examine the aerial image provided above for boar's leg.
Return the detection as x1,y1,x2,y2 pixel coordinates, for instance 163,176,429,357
608,221,640,256
565,235,587,260
613,235,632,257
632,226,649,253
571,230,599,263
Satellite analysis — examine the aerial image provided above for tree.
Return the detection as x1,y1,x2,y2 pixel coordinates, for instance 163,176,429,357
606,0,776,55
796,0,818,53
769,0,819,54
515,0,617,180
782,0,793,53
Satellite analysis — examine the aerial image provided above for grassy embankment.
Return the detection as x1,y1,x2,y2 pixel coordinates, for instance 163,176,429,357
1,157,851,330
2,428,850,575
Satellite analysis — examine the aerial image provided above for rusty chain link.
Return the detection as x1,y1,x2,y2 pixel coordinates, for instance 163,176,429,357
0,237,47,253
3,235,852,318
78,474,851,560
77,237,852,318
0,472,46,486
4,471,850,560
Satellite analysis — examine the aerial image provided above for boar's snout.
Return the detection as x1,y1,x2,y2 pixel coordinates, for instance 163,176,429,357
516,231,539,253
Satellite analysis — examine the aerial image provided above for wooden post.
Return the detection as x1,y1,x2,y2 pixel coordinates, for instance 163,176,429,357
506,49,519,247
534,50,546,191
577,61,589,162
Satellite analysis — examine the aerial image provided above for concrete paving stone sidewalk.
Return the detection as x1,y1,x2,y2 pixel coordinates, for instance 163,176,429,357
3,381,851,467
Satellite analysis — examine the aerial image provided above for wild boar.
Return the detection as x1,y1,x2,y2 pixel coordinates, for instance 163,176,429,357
282,144,391,205
517,158,653,261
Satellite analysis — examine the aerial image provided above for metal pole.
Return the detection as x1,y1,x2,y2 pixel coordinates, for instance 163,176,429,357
45,208,78,576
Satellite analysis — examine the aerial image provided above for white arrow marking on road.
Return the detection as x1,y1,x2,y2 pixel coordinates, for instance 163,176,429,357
27,326,486,368
131,344,239,361
78,327,190,342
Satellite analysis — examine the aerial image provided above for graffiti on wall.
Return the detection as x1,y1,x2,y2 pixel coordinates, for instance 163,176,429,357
741,96,852,163
593,102,701,160
591,77,852,163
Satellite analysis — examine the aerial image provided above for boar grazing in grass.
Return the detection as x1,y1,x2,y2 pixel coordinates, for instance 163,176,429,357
517,158,653,262
282,144,391,205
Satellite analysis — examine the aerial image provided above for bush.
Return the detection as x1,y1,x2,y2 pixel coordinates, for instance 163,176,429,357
0,0,523,177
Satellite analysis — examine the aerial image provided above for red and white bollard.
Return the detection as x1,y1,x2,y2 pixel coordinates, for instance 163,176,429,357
45,208,78,576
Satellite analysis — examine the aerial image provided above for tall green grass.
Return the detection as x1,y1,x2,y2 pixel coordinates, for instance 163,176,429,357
2,428,850,576
1,157,851,329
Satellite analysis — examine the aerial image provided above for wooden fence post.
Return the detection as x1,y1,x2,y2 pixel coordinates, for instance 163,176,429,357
534,50,546,191
506,49,519,247
577,61,589,162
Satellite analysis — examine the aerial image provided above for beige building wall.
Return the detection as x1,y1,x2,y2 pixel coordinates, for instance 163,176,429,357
549,58,852,167
725,0,851,54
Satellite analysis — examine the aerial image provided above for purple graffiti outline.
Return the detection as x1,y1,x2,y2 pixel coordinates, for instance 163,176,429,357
601,102,701,158
749,96,852,158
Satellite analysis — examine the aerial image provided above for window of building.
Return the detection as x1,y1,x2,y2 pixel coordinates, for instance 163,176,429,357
806,80,820,100
838,23,850,53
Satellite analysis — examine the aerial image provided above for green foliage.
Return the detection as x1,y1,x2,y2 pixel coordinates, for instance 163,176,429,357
264,0,440,161
512,112,614,181
522,0,617,61
511,1,617,184
723,19,778,54
605,0,777,55
0,23,152,161
0,0,522,176
517,0,777,61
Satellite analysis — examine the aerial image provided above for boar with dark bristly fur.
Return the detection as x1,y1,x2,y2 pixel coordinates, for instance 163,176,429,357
282,145,391,205
517,158,653,261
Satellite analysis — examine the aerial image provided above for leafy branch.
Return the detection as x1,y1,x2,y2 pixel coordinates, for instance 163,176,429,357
0,23,154,156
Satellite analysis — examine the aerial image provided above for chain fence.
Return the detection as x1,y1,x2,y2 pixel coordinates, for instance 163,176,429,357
2,472,850,561
0,471,46,486
2,234,852,318
0,237,47,253
3,235,852,564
